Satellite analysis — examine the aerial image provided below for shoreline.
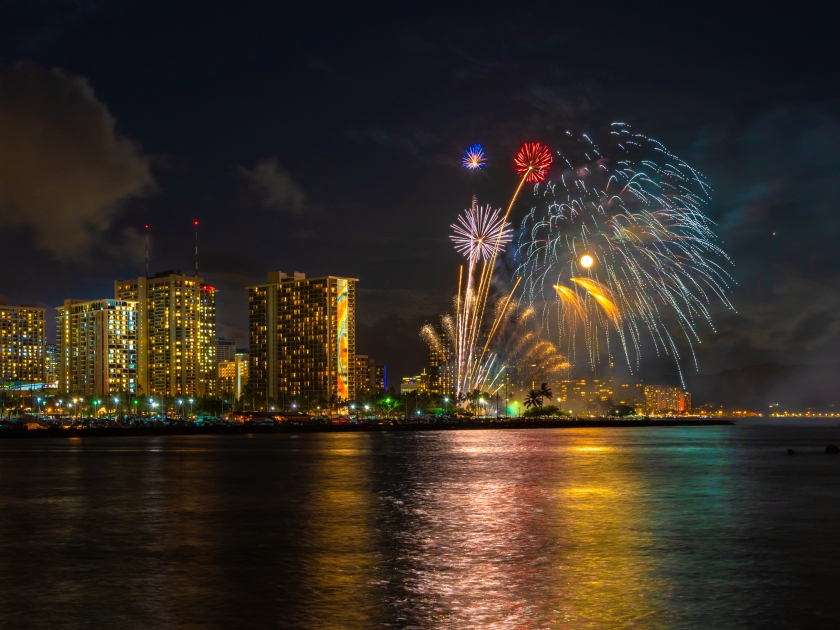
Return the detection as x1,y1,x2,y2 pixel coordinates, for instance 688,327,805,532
0,418,734,439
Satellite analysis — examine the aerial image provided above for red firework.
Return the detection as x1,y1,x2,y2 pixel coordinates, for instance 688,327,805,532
514,142,552,182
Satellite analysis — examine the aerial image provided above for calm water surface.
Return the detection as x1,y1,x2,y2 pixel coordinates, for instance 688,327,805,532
1,425,839,629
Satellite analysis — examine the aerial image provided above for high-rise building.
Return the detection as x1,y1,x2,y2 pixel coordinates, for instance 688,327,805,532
55,299,137,397
216,337,236,364
0,303,46,384
218,351,249,400
45,344,58,387
355,354,371,395
199,285,217,396
247,271,357,405
373,363,387,392
115,271,216,397
428,322,454,395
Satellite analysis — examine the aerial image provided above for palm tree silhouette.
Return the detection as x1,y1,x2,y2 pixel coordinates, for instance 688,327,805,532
538,382,552,402
523,389,542,410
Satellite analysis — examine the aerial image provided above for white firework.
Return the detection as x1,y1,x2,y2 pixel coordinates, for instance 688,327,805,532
450,198,512,262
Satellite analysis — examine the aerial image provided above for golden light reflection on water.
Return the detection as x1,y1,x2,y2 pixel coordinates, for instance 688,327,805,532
296,433,383,629
553,430,669,627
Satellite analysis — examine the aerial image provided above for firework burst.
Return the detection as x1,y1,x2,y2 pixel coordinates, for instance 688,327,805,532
514,142,552,182
451,200,512,262
462,144,487,169
516,124,735,386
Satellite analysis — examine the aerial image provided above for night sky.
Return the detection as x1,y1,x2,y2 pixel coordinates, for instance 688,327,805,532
1,2,837,382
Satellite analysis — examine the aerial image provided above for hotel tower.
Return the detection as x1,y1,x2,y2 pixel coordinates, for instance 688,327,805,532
0,303,46,384
56,299,137,396
247,271,357,406
115,271,216,397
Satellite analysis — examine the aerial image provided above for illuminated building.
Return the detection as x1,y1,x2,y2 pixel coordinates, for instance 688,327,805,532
428,322,454,395
218,351,249,399
247,271,357,405
56,299,137,396
216,337,236,364
199,285,217,396
355,354,374,394
352,355,385,394
115,271,217,397
374,363,387,392
0,303,46,384
614,380,645,409
45,344,58,387
644,385,691,414
400,370,429,394
556,379,613,415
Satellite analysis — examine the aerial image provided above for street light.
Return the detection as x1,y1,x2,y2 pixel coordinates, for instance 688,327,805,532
188,398,194,418
443,397,449,415
177,399,184,419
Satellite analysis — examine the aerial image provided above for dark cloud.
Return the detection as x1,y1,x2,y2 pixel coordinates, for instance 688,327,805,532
237,158,309,214
0,62,153,259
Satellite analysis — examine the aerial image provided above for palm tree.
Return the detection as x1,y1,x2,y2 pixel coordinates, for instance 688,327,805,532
538,382,552,402
465,389,480,414
523,389,542,410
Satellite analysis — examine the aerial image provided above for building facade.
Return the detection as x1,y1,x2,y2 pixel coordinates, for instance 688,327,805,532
216,337,236,364
218,351,249,400
0,304,46,384
400,371,429,394
373,363,387,392
115,271,216,397
550,378,646,415
56,299,137,397
355,355,372,395
248,271,357,406
45,344,58,387
427,322,454,395
644,385,691,414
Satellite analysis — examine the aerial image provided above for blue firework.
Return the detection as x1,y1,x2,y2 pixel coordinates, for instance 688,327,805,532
462,144,487,169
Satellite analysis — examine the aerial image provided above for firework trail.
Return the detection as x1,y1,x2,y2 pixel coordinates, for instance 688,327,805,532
516,124,735,386
444,197,515,395
422,144,558,400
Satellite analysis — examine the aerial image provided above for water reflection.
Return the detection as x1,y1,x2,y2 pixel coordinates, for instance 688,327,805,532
551,430,669,627
1,427,838,628
293,433,384,628
381,430,556,626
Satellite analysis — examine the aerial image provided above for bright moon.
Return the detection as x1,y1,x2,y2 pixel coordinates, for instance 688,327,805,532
580,254,594,268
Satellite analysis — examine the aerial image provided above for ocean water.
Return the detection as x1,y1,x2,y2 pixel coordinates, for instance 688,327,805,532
1,425,839,629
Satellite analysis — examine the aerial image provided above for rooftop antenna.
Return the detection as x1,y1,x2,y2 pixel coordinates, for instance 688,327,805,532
145,224,149,278
194,221,199,277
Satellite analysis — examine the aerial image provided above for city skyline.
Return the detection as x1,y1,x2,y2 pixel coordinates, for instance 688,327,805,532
0,4,838,386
